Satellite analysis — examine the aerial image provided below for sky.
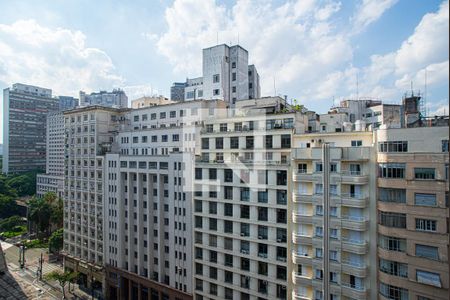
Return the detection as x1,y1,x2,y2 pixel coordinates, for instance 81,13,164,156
0,0,448,143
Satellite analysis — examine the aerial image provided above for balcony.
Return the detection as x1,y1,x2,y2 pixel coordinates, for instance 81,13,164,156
342,260,368,277
293,170,321,182
342,238,368,254
341,194,368,208
293,192,315,203
340,171,369,184
292,233,312,245
292,272,312,286
292,251,312,265
341,282,368,299
341,215,368,231
292,212,313,223
292,290,312,300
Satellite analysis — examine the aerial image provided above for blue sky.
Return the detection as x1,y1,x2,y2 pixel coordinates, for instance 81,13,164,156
0,0,448,142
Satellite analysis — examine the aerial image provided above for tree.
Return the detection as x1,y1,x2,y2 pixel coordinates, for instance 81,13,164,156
44,192,63,229
0,195,18,218
6,171,39,196
0,215,24,232
49,228,63,253
27,196,52,236
44,270,78,299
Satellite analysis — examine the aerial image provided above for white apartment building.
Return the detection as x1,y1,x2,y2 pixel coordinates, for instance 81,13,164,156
193,105,307,300
290,131,378,300
63,105,128,297
183,44,261,105
103,100,227,300
36,112,66,198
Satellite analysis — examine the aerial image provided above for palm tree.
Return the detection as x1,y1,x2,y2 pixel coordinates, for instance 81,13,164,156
44,270,78,299
28,196,52,237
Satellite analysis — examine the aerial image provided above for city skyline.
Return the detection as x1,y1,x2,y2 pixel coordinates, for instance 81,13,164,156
0,0,449,143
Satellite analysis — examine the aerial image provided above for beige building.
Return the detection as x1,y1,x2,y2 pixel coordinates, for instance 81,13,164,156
290,131,378,300
375,126,449,300
131,96,174,109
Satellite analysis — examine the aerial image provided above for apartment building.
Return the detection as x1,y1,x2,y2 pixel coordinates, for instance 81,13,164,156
63,105,128,297
2,83,59,174
290,131,378,300
171,82,187,102
376,126,449,300
131,96,174,109
103,100,227,300
193,103,307,300
180,44,261,106
80,89,128,108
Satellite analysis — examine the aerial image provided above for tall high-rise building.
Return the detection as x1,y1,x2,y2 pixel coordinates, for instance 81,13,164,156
103,100,226,300
2,83,59,174
375,126,449,300
36,112,66,198
58,95,79,111
192,98,305,300
177,44,261,106
63,105,128,297
290,132,378,300
171,82,187,102
80,89,128,108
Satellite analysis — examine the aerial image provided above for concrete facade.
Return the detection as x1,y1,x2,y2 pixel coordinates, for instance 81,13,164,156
2,83,59,174
80,89,128,108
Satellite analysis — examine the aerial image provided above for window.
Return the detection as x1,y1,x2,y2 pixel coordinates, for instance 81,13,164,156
245,136,254,149
379,212,406,228
195,168,202,180
379,259,408,277
379,188,406,203
170,111,176,118
201,138,209,150
209,168,217,180
416,270,441,287
232,72,236,81
442,140,449,152
281,134,291,148
379,283,408,300
230,137,239,149
213,74,220,83
186,91,195,99
277,170,287,185
219,123,227,132
160,112,166,119
415,219,436,232
215,137,223,149
415,244,439,260
224,169,233,182
378,235,406,252
378,141,408,152
378,163,405,178
351,140,362,147
213,89,220,96
414,193,436,206
224,203,233,216
414,168,435,180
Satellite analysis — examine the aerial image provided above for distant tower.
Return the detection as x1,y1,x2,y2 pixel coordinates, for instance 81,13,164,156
403,91,421,127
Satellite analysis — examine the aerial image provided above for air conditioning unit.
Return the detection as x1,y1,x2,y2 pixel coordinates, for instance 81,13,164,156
263,280,268,285
258,235,263,239
276,238,282,243
240,233,245,236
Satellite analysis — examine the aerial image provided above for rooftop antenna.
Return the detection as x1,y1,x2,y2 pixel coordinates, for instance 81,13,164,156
356,73,359,100
410,80,414,96
273,76,277,96
423,68,428,117
237,33,240,45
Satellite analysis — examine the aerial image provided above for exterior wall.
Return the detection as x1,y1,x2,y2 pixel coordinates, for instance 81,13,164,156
193,112,304,300
185,77,204,101
80,90,128,108
375,126,449,300
171,82,186,102
291,132,377,300
248,65,261,100
2,84,59,174
58,96,79,111
36,173,64,198
63,106,127,296
131,96,174,109
319,113,349,133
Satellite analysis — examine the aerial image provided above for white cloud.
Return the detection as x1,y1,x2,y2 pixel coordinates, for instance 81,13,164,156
351,0,398,33
156,0,350,100
0,19,124,96
395,0,449,74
